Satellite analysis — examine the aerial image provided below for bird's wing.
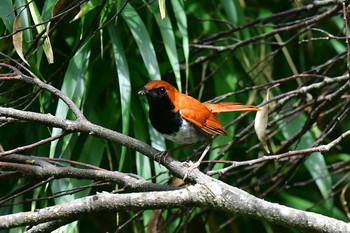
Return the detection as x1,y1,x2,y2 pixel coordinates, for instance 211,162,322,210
204,102,260,114
176,93,228,136
180,107,228,136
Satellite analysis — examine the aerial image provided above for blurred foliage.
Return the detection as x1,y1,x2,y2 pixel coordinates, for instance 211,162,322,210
1,0,350,232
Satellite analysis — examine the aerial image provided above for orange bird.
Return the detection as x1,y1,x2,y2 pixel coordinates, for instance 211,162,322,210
139,80,260,176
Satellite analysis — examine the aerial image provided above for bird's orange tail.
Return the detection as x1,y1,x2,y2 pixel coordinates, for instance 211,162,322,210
204,102,261,114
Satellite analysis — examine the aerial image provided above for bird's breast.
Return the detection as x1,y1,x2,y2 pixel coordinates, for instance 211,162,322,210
149,108,206,144
161,116,206,144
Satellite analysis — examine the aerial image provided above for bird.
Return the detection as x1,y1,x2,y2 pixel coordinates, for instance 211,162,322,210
139,80,260,179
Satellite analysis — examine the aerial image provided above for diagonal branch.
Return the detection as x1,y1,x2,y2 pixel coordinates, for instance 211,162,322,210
0,62,86,121
0,106,191,181
0,154,178,192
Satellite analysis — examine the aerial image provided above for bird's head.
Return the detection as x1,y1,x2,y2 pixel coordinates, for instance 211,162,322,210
138,80,178,105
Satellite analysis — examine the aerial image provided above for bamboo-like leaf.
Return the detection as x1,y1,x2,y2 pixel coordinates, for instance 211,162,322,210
26,0,54,64
71,0,103,22
121,4,161,80
275,34,300,84
12,15,29,65
171,0,189,91
49,43,90,158
107,24,131,171
158,0,166,19
48,44,90,233
132,98,153,179
221,0,247,31
145,1,182,91
282,114,333,210
304,151,333,209
15,0,33,44
0,0,15,31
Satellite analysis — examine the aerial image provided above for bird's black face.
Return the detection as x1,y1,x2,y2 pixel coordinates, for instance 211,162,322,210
140,86,172,107
145,86,167,99
139,86,181,135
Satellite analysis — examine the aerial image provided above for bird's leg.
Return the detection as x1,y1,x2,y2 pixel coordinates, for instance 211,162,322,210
155,144,192,164
183,143,211,181
156,150,170,164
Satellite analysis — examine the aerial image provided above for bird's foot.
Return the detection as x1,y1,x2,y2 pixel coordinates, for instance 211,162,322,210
155,150,170,165
182,161,201,181
182,144,210,180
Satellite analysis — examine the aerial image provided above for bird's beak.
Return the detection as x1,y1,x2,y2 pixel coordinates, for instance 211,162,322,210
138,90,147,95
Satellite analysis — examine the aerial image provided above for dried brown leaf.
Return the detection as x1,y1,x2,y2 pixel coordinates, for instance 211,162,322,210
254,88,271,154
12,15,29,65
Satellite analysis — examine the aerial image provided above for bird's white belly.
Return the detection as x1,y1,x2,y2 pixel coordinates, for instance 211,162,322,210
161,118,205,144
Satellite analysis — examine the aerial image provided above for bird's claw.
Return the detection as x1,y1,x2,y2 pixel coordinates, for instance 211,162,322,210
182,161,200,181
155,150,170,165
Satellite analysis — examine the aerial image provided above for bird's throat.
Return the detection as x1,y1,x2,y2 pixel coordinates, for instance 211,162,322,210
148,95,183,135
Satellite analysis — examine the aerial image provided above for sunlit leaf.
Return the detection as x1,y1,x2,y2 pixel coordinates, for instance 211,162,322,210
158,0,166,19
71,0,103,22
27,0,54,64
171,0,189,91
49,43,90,158
121,4,161,80
145,1,182,91
107,24,131,171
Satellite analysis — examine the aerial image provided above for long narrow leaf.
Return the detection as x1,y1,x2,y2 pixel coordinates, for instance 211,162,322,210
0,0,15,31
107,24,131,171
145,1,182,91
49,43,90,158
121,4,161,80
171,0,189,92
26,0,54,64
282,114,333,210
47,42,90,233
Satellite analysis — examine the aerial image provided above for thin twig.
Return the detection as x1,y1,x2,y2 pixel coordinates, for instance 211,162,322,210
208,130,350,175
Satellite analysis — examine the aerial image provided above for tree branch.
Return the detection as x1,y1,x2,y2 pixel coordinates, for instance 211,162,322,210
0,154,178,192
0,176,348,233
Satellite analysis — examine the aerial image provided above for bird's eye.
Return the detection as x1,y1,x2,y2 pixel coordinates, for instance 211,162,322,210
157,87,166,95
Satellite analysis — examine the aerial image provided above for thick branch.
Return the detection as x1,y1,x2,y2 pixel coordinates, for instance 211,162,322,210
0,176,348,233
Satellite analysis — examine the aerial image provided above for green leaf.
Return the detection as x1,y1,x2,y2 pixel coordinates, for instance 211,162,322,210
48,42,90,232
132,97,153,179
49,42,90,159
146,1,182,91
71,0,103,22
158,0,166,19
107,24,131,171
26,0,54,64
282,114,333,210
121,4,161,80
171,0,189,91
0,0,15,31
